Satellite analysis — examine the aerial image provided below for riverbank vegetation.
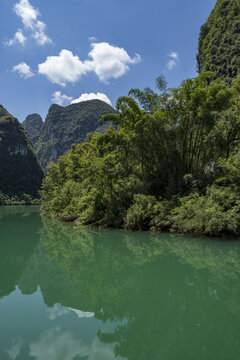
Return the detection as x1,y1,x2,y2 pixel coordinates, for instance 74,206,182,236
0,191,41,205
41,72,240,236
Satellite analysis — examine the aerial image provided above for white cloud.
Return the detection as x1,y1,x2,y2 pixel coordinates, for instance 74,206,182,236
38,42,141,86
14,0,38,29
51,91,112,107
12,62,34,79
167,59,176,70
169,51,179,60
38,50,87,86
87,42,141,83
32,20,52,45
5,29,26,46
89,36,97,42
167,51,179,70
51,91,73,106
71,92,112,106
6,0,52,46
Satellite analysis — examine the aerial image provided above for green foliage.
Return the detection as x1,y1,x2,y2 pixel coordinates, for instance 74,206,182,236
41,72,240,236
0,105,43,199
41,128,143,227
172,186,240,236
0,191,41,205
197,0,240,83
124,194,159,231
124,194,172,231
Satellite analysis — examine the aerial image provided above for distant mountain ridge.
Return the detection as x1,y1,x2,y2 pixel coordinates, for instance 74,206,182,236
0,105,43,198
23,99,117,171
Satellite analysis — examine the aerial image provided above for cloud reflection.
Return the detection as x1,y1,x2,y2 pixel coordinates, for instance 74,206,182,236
5,338,24,360
29,327,124,360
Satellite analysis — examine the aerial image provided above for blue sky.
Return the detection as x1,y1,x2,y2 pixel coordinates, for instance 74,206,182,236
0,0,216,122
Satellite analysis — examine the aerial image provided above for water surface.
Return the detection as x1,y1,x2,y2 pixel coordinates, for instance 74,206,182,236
0,206,240,359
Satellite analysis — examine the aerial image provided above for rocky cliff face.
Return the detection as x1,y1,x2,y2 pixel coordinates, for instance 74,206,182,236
0,105,44,197
22,113,43,148
33,100,116,171
197,0,240,83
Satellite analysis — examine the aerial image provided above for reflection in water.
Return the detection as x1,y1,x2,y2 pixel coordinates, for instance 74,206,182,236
0,206,41,299
5,338,24,360
29,328,117,360
0,207,240,359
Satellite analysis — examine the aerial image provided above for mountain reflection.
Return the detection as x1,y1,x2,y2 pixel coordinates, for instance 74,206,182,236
1,207,240,359
0,206,41,299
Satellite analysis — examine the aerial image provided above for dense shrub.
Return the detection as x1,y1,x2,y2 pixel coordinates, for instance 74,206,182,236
124,194,173,231
124,194,158,231
172,186,240,236
41,74,240,236
0,191,40,205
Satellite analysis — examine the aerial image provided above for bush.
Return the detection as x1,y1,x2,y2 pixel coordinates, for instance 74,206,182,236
0,191,40,205
151,200,173,232
171,186,240,236
124,194,157,231
124,194,173,231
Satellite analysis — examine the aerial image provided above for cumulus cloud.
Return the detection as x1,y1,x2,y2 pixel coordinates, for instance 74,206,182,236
5,29,26,46
6,0,52,46
12,62,34,79
51,91,73,106
38,42,141,86
51,91,111,107
71,92,112,105
167,51,179,70
86,42,141,83
38,50,87,86
14,0,38,28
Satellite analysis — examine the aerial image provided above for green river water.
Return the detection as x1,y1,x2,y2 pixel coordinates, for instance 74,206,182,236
0,206,240,360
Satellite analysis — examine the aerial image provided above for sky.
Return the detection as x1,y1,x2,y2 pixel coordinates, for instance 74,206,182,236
0,0,216,123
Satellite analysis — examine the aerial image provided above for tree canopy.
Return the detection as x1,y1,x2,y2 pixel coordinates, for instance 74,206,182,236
41,73,240,236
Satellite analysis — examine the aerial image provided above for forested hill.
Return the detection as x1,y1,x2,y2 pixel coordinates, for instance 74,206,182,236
197,0,240,83
22,113,43,148
0,105,43,201
26,100,116,171
41,73,240,236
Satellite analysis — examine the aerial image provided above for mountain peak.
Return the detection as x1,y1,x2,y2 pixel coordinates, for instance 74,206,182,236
28,99,117,171
0,105,11,118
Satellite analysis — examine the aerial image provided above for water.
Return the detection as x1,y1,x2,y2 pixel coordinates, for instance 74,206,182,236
0,206,240,360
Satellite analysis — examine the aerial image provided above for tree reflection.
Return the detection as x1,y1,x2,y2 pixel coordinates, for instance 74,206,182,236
0,206,41,299
1,209,240,359
37,217,240,359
